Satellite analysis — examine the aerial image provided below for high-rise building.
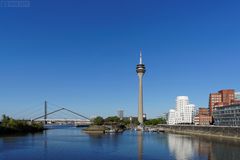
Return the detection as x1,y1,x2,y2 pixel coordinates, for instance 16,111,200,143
136,49,146,125
176,96,189,111
175,96,195,124
209,89,235,115
117,110,124,120
168,96,195,125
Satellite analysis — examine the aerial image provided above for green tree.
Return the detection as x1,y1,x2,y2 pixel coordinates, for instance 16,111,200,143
93,116,104,125
122,119,130,125
1,115,10,127
144,118,167,126
105,116,120,123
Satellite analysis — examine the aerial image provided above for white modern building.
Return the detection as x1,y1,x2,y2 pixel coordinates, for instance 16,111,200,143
168,109,176,125
183,104,195,123
176,96,189,111
168,96,196,125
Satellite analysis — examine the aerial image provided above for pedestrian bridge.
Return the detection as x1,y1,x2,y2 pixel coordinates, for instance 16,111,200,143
29,101,92,127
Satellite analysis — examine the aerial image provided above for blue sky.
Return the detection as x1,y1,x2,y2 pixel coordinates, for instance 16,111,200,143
0,0,239,119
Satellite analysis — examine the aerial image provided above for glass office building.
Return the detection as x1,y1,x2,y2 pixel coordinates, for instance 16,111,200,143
213,104,240,126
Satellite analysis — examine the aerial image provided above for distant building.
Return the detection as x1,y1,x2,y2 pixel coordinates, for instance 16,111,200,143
143,113,147,121
160,113,168,120
213,104,240,126
235,92,240,100
209,89,235,115
168,96,196,125
194,108,212,125
117,110,124,120
233,92,240,105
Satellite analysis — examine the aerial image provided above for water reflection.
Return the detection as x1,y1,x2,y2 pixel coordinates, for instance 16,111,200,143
167,133,240,160
195,138,213,160
206,137,240,160
137,131,143,160
168,134,195,160
43,130,48,159
1,128,240,160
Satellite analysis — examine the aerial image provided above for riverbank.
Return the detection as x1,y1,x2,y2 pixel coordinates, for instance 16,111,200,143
0,115,44,136
0,123,44,135
157,124,240,140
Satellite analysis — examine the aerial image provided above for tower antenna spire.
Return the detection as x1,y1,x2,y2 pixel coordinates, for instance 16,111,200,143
140,48,143,64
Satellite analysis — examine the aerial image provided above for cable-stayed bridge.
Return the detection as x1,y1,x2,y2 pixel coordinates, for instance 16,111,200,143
14,101,92,126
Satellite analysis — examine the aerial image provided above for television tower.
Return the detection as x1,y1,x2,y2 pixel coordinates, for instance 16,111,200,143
136,49,146,125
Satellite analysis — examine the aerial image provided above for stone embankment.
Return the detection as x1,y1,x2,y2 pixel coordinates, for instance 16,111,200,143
157,125,240,139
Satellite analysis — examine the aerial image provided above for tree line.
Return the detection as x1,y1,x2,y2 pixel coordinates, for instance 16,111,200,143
93,116,166,126
0,115,44,135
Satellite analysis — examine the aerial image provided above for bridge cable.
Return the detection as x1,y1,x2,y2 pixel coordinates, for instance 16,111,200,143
47,102,90,120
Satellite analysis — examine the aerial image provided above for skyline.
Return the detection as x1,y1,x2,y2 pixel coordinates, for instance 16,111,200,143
0,0,240,119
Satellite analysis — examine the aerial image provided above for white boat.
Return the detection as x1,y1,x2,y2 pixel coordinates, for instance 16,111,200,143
105,129,116,133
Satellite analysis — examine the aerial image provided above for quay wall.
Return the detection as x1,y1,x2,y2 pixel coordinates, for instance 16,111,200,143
157,125,240,139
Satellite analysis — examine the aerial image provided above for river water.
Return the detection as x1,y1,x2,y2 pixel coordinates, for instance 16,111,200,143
0,127,240,160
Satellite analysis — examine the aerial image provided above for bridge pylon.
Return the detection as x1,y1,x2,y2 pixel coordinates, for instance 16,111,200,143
44,101,47,125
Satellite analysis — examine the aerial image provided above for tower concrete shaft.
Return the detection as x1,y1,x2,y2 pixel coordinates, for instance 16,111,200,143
138,73,144,124
136,49,146,125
